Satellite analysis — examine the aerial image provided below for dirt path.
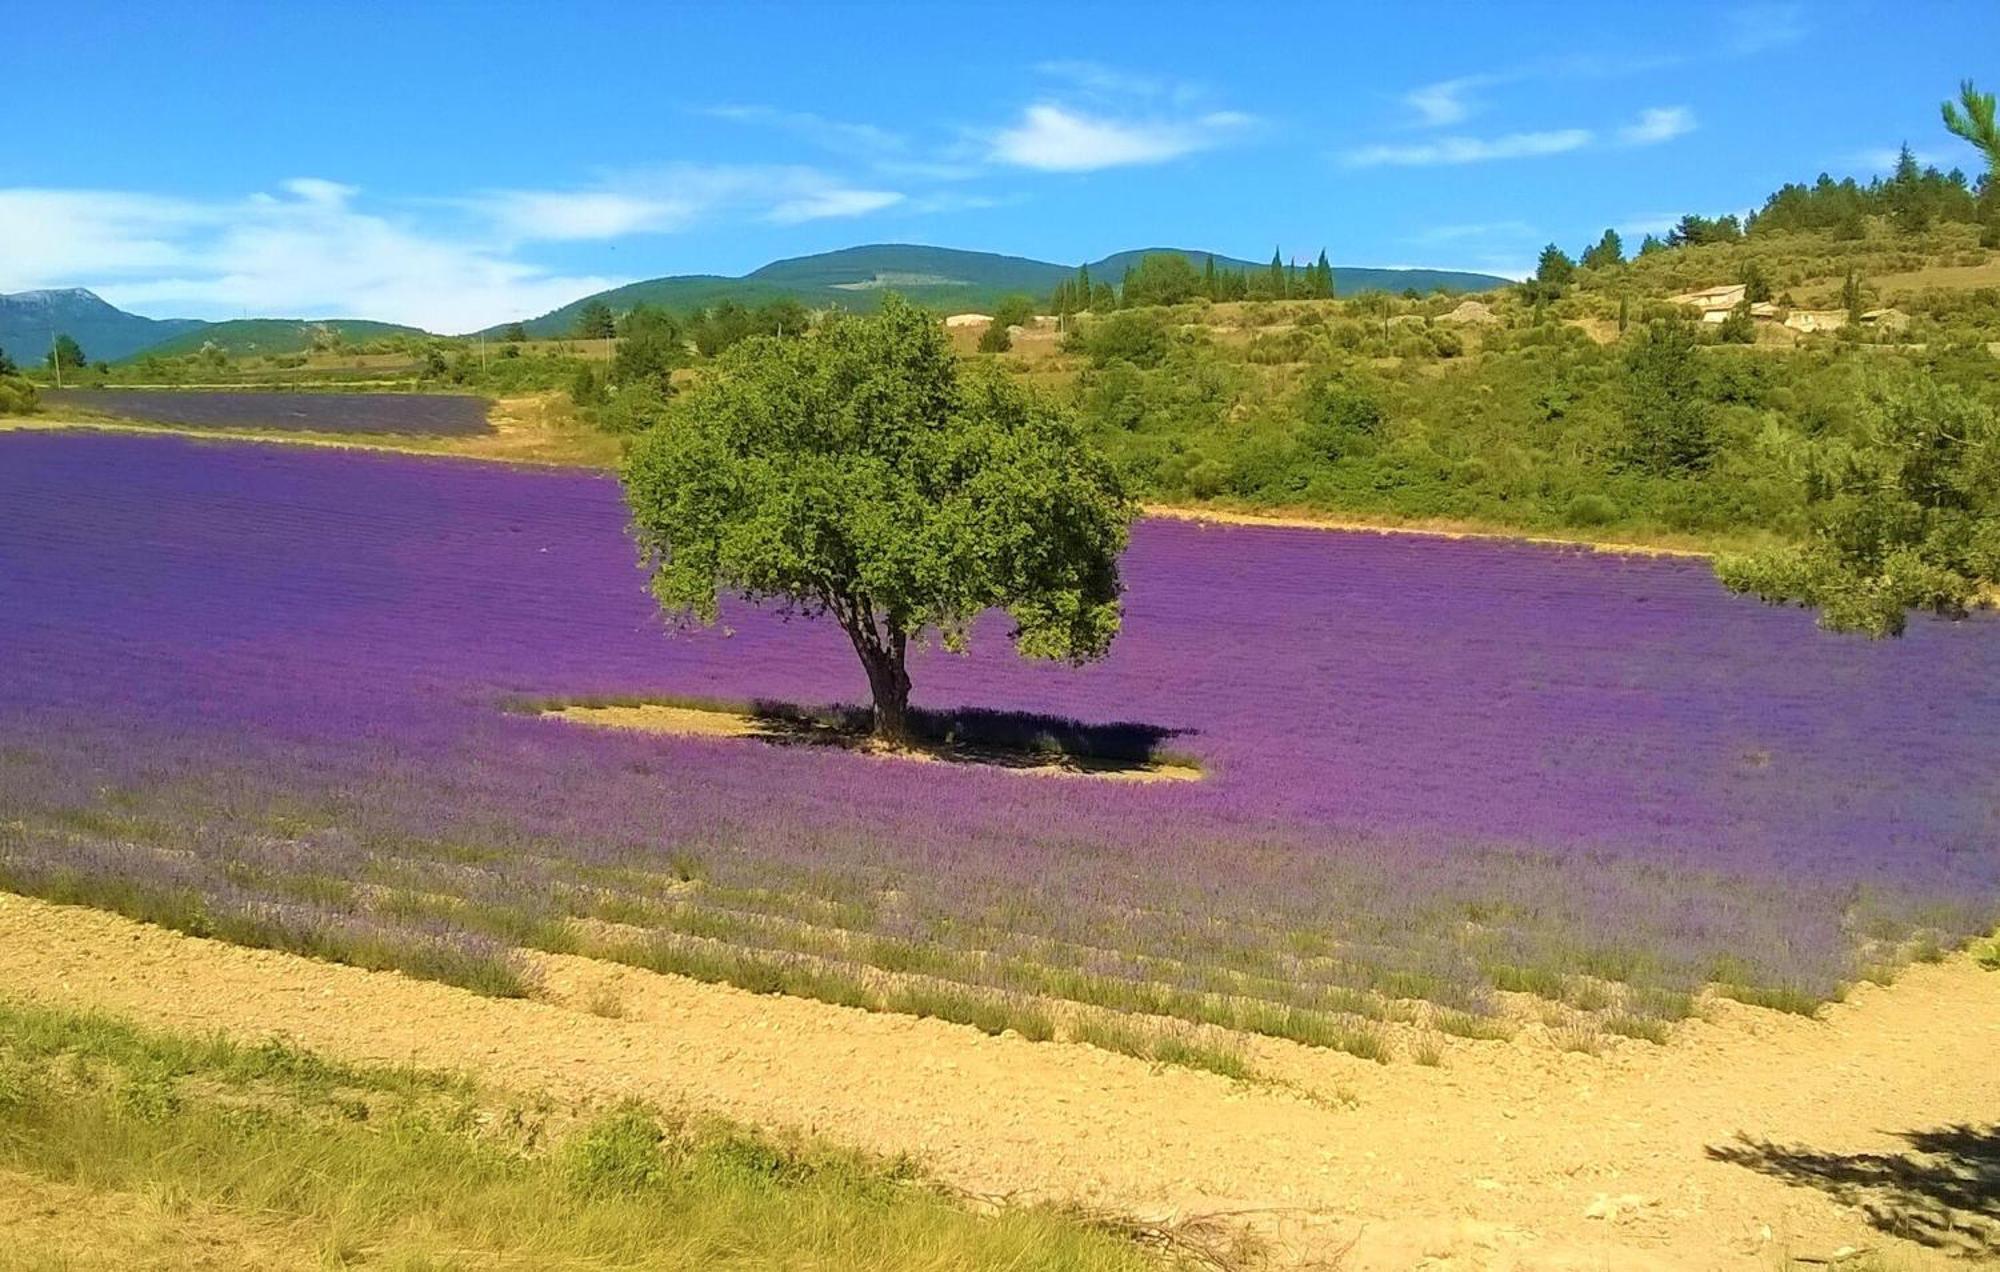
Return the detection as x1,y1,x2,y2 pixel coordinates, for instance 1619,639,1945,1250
2,893,1995,1269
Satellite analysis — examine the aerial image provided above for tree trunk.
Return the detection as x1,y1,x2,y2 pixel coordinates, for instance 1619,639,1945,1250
861,643,913,745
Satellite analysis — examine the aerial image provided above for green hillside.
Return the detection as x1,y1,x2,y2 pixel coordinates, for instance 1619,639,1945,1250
133,318,429,359
492,244,1511,338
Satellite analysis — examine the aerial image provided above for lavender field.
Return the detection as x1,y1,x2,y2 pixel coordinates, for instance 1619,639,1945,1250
41,390,493,436
3,432,1996,1054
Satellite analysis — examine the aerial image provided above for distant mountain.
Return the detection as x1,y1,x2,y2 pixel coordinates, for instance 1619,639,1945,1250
0,289,204,365
134,318,429,359
488,244,1511,338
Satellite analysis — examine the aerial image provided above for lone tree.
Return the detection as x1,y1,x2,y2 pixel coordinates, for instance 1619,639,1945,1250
1717,377,1998,637
622,295,1134,744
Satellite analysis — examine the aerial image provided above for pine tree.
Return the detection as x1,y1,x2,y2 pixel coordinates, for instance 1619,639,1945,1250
1202,254,1217,299
1268,248,1285,298
1314,249,1334,298
1841,267,1866,324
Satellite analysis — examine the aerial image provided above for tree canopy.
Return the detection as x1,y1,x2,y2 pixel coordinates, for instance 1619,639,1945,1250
622,295,1134,742
574,300,616,340
1717,377,1999,636
46,334,86,371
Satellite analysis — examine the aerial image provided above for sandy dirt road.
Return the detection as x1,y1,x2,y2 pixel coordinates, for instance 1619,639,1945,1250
1,892,1993,1269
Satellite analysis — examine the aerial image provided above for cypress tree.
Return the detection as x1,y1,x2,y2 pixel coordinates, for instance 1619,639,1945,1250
1268,248,1285,297
1203,254,1217,299
1314,249,1334,298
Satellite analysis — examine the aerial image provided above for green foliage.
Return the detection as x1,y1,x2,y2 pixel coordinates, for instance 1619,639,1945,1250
1066,310,1174,369
1536,244,1577,290
1581,229,1625,270
1942,78,2000,176
688,299,810,357
46,333,87,372
622,295,1134,740
0,1000,1152,1271
1716,298,1757,344
1119,252,1204,307
1668,213,1743,247
568,364,605,408
976,320,1012,353
0,375,37,416
1296,370,1385,461
989,293,1036,329
574,299,616,340
595,382,673,434
1717,376,1999,635
610,304,686,391
1620,318,1716,474
500,322,528,343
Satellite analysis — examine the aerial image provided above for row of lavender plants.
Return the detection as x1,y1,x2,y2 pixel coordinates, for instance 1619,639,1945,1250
2,433,1995,1059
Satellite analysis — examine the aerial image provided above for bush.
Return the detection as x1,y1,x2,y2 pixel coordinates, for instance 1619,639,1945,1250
1564,493,1620,527
976,321,1012,354
1066,311,1172,369
0,377,37,415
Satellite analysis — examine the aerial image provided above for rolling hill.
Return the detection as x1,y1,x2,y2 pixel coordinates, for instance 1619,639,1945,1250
489,245,1511,338
0,289,204,365
132,318,429,359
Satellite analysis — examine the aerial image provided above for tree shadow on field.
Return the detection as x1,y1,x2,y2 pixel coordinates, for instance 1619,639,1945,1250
521,692,1201,779
746,699,1199,772
1708,1125,2000,1258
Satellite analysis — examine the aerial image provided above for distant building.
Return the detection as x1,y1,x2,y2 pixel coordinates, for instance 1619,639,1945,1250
1667,283,1748,323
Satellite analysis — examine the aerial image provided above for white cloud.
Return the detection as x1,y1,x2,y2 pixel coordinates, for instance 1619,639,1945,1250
1618,213,1683,239
1,182,615,332
478,166,908,242
482,190,699,241
1619,106,1695,146
1341,129,1593,168
767,187,904,224
990,103,1250,171
1402,75,1496,127
0,166,924,331
1724,3,1806,55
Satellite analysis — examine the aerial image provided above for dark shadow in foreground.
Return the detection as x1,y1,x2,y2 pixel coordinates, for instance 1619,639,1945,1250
1708,1125,2000,1258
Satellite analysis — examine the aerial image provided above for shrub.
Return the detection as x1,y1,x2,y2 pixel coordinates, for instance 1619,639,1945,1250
976,321,1012,354
1564,493,1620,527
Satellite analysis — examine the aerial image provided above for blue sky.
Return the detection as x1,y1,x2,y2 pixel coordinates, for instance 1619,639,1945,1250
4,1,1992,331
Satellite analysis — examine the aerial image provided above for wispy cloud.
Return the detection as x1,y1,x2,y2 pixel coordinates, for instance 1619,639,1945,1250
1407,220,1540,244
476,166,906,242
1619,106,1696,146
990,103,1251,172
767,187,903,224
1402,75,1499,127
985,61,1254,173
1342,128,1593,168
698,105,906,157
1724,3,1807,55
1618,213,1684,239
